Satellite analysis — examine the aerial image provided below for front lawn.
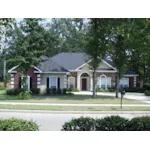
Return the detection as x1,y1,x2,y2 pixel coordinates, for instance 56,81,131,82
0,90,147,104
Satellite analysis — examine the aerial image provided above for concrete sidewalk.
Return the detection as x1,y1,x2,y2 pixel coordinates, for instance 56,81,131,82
1,109,150,114
0,102,150,107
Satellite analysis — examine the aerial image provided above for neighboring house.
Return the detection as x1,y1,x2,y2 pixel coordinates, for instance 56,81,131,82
8,52,139,94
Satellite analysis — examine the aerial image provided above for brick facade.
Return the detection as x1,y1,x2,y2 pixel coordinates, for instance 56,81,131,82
14,67,37,89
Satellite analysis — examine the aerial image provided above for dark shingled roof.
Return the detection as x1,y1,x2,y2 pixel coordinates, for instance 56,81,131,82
51,52,91,70
38,57,69,72
125,70,138,75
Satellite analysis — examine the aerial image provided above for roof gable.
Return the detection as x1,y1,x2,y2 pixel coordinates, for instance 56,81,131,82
38,58,69,72
51,52,90,70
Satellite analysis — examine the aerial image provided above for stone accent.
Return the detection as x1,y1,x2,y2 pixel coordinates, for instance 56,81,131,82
10,74,14,88
134,76,136,87
67,72,77,88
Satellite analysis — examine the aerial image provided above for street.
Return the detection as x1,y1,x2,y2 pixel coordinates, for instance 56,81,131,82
0,111,150,131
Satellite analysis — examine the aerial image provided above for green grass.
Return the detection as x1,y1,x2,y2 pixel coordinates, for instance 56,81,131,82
0,104,150,111
0,90,146,104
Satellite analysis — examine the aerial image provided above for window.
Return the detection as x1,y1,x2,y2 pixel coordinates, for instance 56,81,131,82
68,77,75,89
107,77,111,88
49,76,57,89
101,76,106,88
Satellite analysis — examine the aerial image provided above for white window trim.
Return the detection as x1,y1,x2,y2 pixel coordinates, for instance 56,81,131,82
107,77,111,88
49,76,58,89
68,77,75,89
99,74,107,89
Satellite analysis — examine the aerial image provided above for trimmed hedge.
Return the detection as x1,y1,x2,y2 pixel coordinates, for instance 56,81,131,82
145,90,150,96
61,116,150,131
0,118,39,131
124,87,145,93
95,116,129,131
30,88,40,95
46,88,68,95
61,117,95,131
126,116,150,131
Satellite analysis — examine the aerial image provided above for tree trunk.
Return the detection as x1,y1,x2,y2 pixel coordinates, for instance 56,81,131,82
116,73,120,98
3,53,6,87
92,69,96,98
22,74,28,92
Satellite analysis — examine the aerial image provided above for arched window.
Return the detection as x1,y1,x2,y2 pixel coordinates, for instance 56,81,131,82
81,73,89,77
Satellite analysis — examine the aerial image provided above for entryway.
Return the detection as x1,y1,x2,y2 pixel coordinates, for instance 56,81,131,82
82,78,87,91
80,73,90,91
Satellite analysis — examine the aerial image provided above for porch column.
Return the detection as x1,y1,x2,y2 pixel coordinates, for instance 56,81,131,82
37,74,41,88
10,74,14,88
64,75,67,88
134,76,136,87
77,72,80,90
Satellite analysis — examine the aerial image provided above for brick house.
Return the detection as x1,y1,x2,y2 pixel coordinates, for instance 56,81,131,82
8,52,139,94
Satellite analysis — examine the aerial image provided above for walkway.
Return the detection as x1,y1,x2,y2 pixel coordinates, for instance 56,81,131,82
0,102,150,107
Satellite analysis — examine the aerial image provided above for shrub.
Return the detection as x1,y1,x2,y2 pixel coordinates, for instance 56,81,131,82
63,88,67,94
57,88,62,94
95,116,129,131
108,88,116,92
72,88,80,92
96,88,115,92
61,117,95,131
30,88,40,95
124,87,145,93
0,118,39,131
126,116,150,131
6,88,24,95
18,91,32,99
52,88,57,94
46,88,52,95
144,83,150,90
145,90,150,96
0,85,5,90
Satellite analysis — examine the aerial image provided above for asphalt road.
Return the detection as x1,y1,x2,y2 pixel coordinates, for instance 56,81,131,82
0,111,149,131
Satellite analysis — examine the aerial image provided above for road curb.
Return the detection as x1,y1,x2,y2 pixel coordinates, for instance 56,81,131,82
1,109,150,114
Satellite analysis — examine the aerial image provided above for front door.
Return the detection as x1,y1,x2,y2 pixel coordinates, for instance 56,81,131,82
82,78,87,91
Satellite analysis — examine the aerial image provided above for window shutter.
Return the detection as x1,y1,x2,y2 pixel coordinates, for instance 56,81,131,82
47,77,49,89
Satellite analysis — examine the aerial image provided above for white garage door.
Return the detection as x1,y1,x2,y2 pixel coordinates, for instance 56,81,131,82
119,78,129,88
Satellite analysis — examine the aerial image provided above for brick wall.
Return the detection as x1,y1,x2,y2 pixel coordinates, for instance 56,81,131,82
14,67,37,88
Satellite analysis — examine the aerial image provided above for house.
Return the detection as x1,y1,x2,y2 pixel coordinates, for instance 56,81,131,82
8,52,139,94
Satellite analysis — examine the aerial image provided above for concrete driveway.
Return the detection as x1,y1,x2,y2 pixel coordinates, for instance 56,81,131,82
73,91,150,103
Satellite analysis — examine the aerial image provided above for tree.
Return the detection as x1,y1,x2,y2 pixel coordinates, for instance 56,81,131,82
0,18,14,86
107,19,132,98
45,18,88,55
7,19,49,97
85,19,108,98
126,19,150,86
